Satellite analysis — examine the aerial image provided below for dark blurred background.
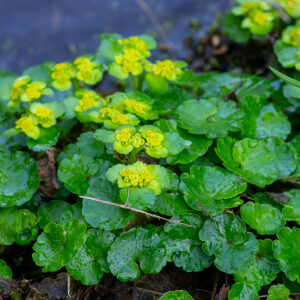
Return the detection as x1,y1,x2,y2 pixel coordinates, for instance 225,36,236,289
0,0,230,73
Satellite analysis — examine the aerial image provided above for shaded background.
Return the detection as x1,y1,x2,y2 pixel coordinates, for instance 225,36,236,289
0,0,231,73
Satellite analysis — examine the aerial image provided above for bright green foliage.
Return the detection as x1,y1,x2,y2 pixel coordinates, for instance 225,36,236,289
240,202,285,235
0,150,39,207
162,214,213,272
67,229,115,285
159,290,194,300
32,219,87,272
37,200,84,229
175,98,244,139
82,175,135,230
215,137,296,187
150,191,189,216
199,213,259,273
273,227,300,283
0,259,12,279
267,284,292,300
0,207,38,245
228,282,259,300
281,189,300,224
180,166,247,215
240,96,291,139
0,29,300,295
234,239,280,289
58,154,99,195
107,226,167,281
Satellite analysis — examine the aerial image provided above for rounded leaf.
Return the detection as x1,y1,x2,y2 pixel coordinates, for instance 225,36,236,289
159,290,193,300
0,150,39,207
107,226,167,282
273,227,300,283
240,202,285,235
228,282,259,300
58,154,99,195
0,259,12,279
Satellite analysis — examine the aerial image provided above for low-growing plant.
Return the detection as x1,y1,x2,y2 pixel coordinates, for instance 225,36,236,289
0,29,299,299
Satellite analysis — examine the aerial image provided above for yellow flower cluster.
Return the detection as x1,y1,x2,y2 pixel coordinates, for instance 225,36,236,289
99,107,129,125
9,77,49,107
242,2,263,14
152,60,182,81
15,116,40,139
51,63,75,91
75,91,102,112
145,129,164,148
73,57,102,84
118,36,150,57
119,167,152,187
121,99,144,113
115,48,144,75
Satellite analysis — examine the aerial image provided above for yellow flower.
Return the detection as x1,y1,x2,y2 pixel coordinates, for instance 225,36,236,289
99,107,113,118
145,129,164,147
51,63,75,91
119,167,152,188
74,57,102,84
251,11,268,26
115,48,144,75
242,2,263,14
132,133,145,148
152,60,182,81
15,115,40,139
75,91,101,112
141,169,152,183
36,107,51,119
116,127,132,142
289,29,300,47
118,36,150,57
121,99,144,113
9,77,30,102
111,112,129,124
25,82,43,100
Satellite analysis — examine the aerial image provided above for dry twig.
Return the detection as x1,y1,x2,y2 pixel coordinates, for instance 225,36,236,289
80,196,195,227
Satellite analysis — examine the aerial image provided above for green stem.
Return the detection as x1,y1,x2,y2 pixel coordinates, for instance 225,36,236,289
129,149,139,164
131,74,139,91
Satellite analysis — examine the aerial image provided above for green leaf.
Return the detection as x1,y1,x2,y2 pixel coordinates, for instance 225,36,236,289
240,96,291,139
273,42,298,68
222,13,250,43
281,189,300,224
176,99,244,139
145,73,169,95
199,213,259,274
180,166,246,215
0,259,12,279
77,131,104,158
161,214,213,272
0,150,39,207
0,76,15,101
93,129,115,144
267,284,292,300
32,219,87,272
273,227,300,283
107,226,167,282
240,202,285,235
37,200,84,229
67,229,115,285
270,66,300,88
236,76,274,102
82,176,135,230
234,239,280,289
150,191,189,217
119,187,156,210
167,129,212,165
27,126,60,152
159,290,194,300
22,64,51,83
0,207,38,245
228,282,259,300
58,154,99,195
215,137,296,187
98,34,123,60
